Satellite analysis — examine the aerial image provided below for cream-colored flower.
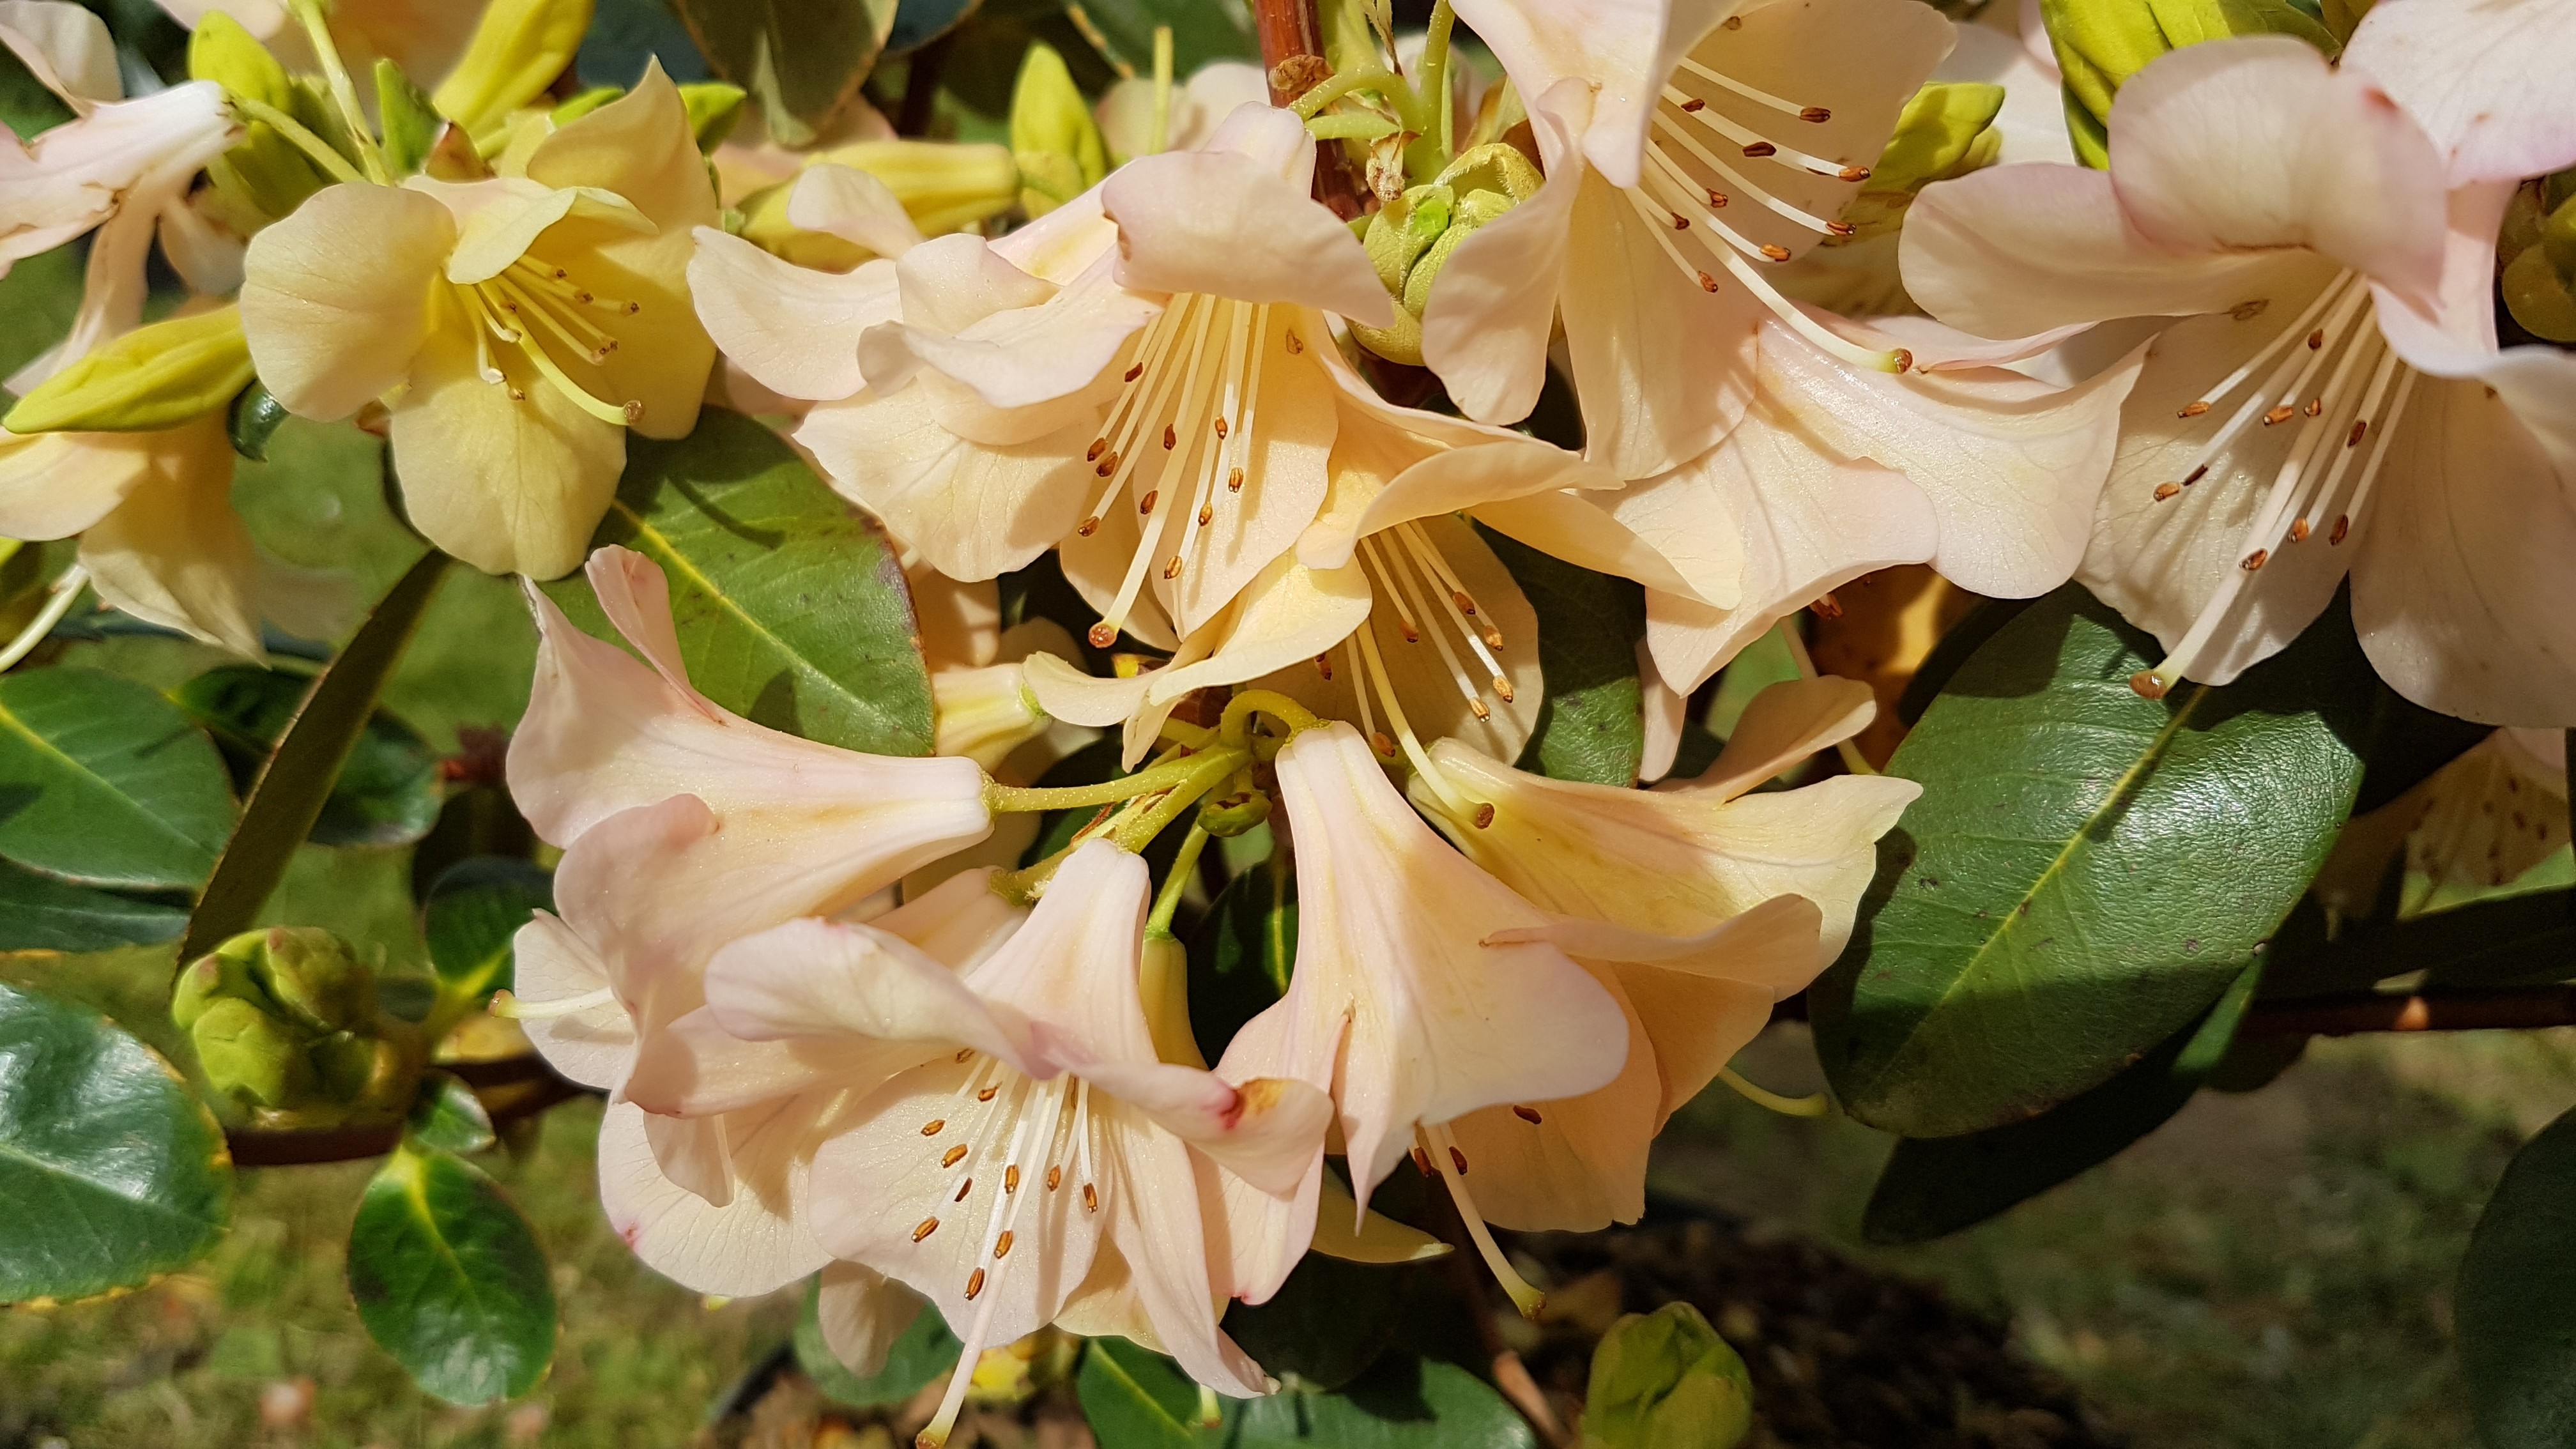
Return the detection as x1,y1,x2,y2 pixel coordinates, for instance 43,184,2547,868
241,65,717,578
1902,36,2576,723
1420,0,1956,479
695,103,1408,646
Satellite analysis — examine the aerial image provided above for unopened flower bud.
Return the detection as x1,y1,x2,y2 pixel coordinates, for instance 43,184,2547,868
4,306,253,436
171,928,425,1126
1351,143,1542,365
739,140,1020,268
188,12,330,227
2041,0,2335,166
431,0,594,140
2502,176,2576,342
1581,1303,1756,1449
931,662,1049,769
1011,42,1108,219
1137,934,1206,1068
1829,82,2007,243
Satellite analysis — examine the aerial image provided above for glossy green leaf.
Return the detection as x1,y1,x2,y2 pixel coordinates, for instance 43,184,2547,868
172,665,443,849
2460,1105,2576,1449
1232,1354,1539,1449
1187,859,1292,1064
672,0,898,145
0,982,233,1303
1481,528,1645,787
0,667,234,891
1811,585,2371,1137
0,858,186,953
887,0,980,51
183,552,453,961
1073,0,1257,75
1861,960,2260,1243
421,858,555,1000
406,1071,496,1156
2260,890,2576,997
792,1278,957,1409
1078,1336,1219,1449
553,408,933,758
1221,1248,1414,1391
348,1144,556,1406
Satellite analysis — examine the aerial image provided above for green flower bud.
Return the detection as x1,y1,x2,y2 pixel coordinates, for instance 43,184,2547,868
4,306,254,436
1011,42,1110,219
1581,1303,1756,1449
1832,82,2007,243
2042,0,2336,166
172,928,425,1126
680,82,747,153
2503,182,2576,342
1350,143,1542,366
374,59,442,176
432,0,596,140
188,10,331,226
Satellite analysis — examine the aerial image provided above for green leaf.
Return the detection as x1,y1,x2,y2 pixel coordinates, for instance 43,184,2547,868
1480,528,1644,786
1187,859,1292,1063
0,667,235,891
1,35,75,139
182,552,453,962
1073,0,1258,75
406,1070,496,1155
1231,1354,1540,1449
0,857,187,953
348,1143,556,1406
1220,1248,1414,1391
421,858,555,1001
0,981,233,1303
792,1277,957,1409
553,408,933,758
2460,1104,2576,1449
1811,585,2372,1137
671,0,898,145
0,244,82,384
1860,959,2260,1243
373,57,441,174
887,0,981,51
1078,1336,1220,1448
172,665,443,849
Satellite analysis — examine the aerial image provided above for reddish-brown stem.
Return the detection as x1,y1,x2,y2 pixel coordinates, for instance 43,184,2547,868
2239,986,2576,1038
1253,0,1368,220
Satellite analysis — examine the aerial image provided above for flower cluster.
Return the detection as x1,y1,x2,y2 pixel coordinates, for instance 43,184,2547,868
4,0,2568,1436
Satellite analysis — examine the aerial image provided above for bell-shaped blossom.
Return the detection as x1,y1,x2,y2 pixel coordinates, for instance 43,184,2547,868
1398,678,1917,1232
1901,36,2576,723
1,4,240,387
507,544,993,891
697,103,1409,647
240,65,716,578
1422,0,1956,479
1215,723,1629,1283
1623,311,2145,694
513,807,1025,1300
698,840,1330,1426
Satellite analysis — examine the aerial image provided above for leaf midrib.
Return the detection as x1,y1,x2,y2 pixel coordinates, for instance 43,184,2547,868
1869,683,2214,1084
0,694,212,862
0,1133,216,1232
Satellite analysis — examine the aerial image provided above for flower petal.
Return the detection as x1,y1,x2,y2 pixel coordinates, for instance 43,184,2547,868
1446,0,1726,188
0,1,119,105
2342,0,2576,185
2106,37,2447,303
0,427,151,539
2352,359,2576,726
509,910,634,1090
688,228,900,401
525,61,718,233
1440,964,1658,1232
1101,145,1392,325
238,181,453,422
815,1260,924,1377
704,916,1038,1066
788,162,926,257
1418,80,1584,428
1902,162,2312,339
598,1098,829,1298
77,417,262,658
797,383,1098,582
1682,674,1878,800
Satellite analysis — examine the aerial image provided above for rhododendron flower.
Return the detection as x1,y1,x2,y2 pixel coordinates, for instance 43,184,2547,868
241,65,717,578
1422,0,1955,479
696,103,1414,646
685,840,1331,1436
1902,35,2576,723
2338,0,2576,187
1405,678,1919,1230
0,3,240,386
1215,722,1631,1306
